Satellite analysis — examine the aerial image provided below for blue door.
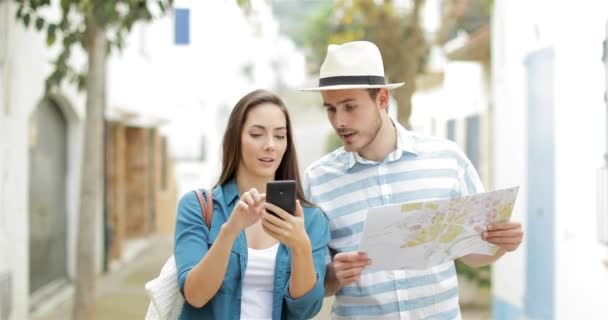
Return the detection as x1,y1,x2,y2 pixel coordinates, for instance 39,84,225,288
524,47,555,320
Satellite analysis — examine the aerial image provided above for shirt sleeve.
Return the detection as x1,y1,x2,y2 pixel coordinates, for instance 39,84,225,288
174,191,210,294
282,207,331,319
302,169,313,200
459,158,486,196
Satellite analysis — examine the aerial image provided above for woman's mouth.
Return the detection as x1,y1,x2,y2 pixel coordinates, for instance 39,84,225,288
259,157,275,166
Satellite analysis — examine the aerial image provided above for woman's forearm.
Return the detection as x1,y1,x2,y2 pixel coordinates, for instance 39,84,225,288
288,239,316,299
183,223,240,307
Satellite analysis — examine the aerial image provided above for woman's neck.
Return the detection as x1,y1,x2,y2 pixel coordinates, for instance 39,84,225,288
236,171,271,195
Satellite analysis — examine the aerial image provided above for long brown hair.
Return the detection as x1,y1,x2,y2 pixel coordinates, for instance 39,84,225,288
215,89,313,207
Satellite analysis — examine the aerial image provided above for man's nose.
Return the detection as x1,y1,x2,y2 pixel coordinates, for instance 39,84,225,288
334,110,347,127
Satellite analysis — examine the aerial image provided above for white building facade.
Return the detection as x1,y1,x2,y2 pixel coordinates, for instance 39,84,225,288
491,1,608,319
0,0,306,318
0,2,90,319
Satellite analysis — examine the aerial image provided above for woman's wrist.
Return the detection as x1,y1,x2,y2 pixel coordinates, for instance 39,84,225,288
220,221,240,240
290,237,312,256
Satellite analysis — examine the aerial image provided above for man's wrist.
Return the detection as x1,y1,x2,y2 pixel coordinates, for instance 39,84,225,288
324,262,341,295
325,275,341,296
494,247,507,259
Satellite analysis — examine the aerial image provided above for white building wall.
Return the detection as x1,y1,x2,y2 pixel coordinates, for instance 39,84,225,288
552,3,608,319
490,0,531,313
492,0,608,318
0,0,113,318
109,0,307,196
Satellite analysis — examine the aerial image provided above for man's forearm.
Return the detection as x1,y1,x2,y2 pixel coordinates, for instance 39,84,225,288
324,264,341,297
460,248,506,268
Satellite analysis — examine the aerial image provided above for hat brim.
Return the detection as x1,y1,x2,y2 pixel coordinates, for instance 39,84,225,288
299,82,405,91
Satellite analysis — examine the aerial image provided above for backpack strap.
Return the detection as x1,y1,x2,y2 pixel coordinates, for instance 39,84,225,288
194,189,214,229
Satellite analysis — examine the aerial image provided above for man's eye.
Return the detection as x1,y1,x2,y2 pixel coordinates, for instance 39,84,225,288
345,104,356,110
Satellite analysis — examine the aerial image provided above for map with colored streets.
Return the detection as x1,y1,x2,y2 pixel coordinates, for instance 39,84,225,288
358,187,519,270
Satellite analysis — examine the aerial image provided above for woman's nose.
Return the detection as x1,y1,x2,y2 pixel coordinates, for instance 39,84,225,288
264,137,276,151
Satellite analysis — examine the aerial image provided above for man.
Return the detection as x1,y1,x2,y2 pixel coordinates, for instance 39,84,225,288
301,41,523,319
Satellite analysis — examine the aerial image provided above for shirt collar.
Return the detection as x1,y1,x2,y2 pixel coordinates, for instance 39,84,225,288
220,177,239,206
343,118,418,171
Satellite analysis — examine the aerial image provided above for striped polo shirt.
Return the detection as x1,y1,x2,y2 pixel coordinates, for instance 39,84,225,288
303,120,484,319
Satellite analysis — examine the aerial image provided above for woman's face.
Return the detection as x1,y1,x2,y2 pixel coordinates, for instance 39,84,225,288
239,103,288,181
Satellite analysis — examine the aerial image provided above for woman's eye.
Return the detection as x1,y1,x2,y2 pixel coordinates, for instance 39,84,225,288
250,133,262,138
275,135,286,140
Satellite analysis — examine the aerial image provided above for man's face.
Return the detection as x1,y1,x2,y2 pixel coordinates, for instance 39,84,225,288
322,89,383,153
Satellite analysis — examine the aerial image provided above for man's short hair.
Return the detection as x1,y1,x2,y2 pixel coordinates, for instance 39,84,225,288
367,88,380,100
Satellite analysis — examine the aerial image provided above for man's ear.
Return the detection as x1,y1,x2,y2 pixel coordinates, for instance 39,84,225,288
378,88,389,110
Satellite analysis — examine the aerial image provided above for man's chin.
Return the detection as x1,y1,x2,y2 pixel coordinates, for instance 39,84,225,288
342,143,359,153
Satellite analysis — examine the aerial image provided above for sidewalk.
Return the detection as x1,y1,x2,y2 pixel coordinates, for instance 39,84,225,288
31,235,172,320
30,235,490,320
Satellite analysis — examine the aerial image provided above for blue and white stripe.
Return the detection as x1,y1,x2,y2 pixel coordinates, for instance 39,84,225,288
304,120,484,319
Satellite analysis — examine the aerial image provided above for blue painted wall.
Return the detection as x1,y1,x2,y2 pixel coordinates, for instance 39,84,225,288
523,47,555,320
493,297,524,320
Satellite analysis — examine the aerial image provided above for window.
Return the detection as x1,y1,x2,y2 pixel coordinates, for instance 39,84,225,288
465,114,480,171
446,119,456,142
174,8,190,45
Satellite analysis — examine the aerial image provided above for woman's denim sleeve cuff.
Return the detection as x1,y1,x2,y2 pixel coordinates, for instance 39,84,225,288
283,272,324,309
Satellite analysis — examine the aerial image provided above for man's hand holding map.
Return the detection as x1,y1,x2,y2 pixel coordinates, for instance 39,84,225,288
358,187,520,270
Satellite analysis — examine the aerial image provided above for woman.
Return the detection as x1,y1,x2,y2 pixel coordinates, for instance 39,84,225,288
174,89,330,319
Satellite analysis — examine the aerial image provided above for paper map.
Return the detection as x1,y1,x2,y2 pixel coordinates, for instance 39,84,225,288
358,186,519,270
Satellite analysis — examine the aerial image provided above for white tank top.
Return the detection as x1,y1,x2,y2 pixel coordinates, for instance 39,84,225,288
240,243,280,320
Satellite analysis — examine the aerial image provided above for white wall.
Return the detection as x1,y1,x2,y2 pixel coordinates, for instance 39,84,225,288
110,0,308,196
553,3,608,319
492,1,608,318
490,0,531,311
0,1,101,318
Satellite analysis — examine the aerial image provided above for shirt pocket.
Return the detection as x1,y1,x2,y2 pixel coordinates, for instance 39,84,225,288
206,228,241,295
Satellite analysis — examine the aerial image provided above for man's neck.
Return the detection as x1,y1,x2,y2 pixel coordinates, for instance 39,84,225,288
358,116,397,162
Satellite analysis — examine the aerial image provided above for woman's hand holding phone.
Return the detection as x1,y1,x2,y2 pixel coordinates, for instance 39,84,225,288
262,200,311,252
226,188,266,233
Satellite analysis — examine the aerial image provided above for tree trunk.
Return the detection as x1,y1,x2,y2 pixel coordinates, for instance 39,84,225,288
72,22,106,320
395,79,415,128
395,0,426,128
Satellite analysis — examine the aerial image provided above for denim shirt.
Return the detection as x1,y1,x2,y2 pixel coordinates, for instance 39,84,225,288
174,179,330,319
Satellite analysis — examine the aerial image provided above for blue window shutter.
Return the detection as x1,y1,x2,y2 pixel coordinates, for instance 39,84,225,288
446,119,456,142
174,8,190,45
465,114,480,171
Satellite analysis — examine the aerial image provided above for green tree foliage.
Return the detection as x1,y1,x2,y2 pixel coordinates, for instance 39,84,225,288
455,259,491,288
14,0,171,93
325,131,343,154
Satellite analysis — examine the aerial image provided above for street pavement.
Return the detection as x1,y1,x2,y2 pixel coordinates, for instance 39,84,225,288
30,235,490,320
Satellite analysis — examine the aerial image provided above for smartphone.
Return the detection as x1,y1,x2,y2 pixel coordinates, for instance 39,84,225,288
266,180,296,217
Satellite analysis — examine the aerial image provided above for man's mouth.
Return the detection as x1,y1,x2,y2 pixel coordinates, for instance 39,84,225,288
339,131,356,140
